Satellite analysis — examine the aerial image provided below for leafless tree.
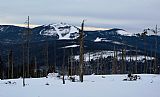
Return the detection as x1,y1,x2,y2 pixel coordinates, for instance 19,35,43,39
79,20,85,82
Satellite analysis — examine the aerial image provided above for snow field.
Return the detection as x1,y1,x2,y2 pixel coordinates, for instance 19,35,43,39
0,74,159,97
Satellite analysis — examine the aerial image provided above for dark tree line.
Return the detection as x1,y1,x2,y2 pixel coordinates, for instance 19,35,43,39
0,47,160,80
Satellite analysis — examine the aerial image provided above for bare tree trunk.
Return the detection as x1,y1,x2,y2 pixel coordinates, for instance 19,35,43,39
97,52,100,74
129,48,132,73
67,57,70,76
112,46,116,74
7,51,10,79
34,56,37,77
71,48,73,76
150,47,153,74
22,16,31,86
27,16,30,77
115,49,118,74
154,25,158,74
11,50,13,79
141,32,147,73
135,46,138,74
22,43,25,87
62,46,65,84
144,37,147,73
124,48,126,73
79,20,85,82
45,41,49,76
54,40,56,73
7,49,14,79
121,48,126,74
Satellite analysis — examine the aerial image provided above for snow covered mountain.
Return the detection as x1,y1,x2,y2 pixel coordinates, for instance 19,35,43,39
39,23,79,39
0,24,138,43
0,23,160,68
116,29,133,36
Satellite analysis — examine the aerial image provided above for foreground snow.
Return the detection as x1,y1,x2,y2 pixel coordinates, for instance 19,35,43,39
0,74,159,97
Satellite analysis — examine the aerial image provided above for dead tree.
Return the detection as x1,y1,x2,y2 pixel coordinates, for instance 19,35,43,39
62,45,66,84
97,52,100,74
141,30,148,73
154,25,158,74
44,41,49,76
26,16,31,77
7,51,10,79
79,20,85,82
121,48,126,74
30,56,37,77
112,46,117,74
54,40,57,72
22,42,25,87
22,16,31,86
124,48,126,73
115,49,118,73
70,48,74,76
8,49,13,79
34,56,37,77
150,47,153,74
135,45,138,74
22,16,31,78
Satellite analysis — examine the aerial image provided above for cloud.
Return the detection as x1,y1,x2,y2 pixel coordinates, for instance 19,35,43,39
0,0,160,33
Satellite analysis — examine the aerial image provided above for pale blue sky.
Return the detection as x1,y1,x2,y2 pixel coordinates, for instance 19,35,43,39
0,0,160,33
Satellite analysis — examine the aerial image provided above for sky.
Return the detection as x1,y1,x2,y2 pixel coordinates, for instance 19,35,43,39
0,0,160,33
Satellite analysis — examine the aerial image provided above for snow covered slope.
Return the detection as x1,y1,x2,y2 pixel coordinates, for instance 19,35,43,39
0,74,159,97
116,30,133,36
39,23,79,39
74,50,154,61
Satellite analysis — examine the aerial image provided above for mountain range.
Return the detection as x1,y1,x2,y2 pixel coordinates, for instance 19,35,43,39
0,23,160,67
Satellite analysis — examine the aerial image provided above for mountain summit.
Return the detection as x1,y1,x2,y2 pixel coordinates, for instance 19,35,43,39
39,23,79,40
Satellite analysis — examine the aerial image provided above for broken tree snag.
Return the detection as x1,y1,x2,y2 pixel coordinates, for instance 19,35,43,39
79,20,85,82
